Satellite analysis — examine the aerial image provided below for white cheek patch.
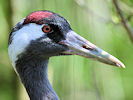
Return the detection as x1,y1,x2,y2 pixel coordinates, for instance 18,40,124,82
8,23,45,71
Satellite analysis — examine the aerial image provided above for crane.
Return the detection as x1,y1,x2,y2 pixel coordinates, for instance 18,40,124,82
8,11,125,100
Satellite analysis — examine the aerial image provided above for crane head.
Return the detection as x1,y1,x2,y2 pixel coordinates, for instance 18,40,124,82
8,11,125,70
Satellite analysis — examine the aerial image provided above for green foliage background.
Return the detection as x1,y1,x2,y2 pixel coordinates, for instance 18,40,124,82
0,0,133,100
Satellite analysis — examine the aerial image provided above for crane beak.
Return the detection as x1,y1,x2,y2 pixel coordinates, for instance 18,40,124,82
59,31,125,68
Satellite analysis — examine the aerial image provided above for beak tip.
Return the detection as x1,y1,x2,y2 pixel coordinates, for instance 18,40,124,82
116,62,126,69
108,55,126,69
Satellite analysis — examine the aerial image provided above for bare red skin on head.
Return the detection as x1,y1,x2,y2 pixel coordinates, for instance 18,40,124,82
24,11,53,25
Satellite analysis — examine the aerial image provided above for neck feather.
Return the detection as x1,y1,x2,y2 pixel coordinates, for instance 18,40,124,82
16,57,59,100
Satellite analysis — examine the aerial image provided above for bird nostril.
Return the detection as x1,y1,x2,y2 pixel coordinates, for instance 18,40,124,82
82,45,93,51
82,45,98,52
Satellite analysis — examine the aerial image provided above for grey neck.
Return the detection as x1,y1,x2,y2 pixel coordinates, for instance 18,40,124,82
16,57,59,100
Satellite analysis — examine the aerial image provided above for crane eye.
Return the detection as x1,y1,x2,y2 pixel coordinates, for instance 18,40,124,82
42,25,52,33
